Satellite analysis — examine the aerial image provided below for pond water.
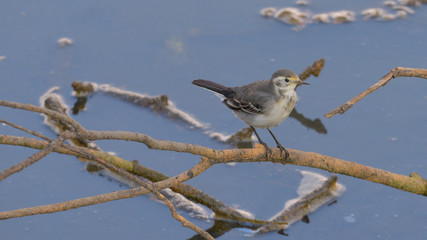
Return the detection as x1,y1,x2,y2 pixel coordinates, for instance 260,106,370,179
0,1,426,239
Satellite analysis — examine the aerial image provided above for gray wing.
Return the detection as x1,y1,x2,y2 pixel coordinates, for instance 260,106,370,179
223,80,271,114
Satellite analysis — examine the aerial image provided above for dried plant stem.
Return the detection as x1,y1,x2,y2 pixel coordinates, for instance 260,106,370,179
325,67,427,118
0,118,51,141
0,134,65,181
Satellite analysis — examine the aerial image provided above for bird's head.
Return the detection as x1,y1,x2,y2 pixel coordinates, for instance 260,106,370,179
270,69,308,91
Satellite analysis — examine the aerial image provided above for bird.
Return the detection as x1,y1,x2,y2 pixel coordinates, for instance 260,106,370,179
192,69,308,159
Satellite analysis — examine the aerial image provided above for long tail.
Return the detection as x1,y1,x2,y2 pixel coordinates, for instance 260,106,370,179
192,79,235,98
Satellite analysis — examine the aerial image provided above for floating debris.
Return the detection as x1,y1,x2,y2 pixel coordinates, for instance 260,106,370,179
39,86,69,134
0,56,5,61
97,84,208,129
71,81,96,96
398,0,422,6
393,5,415,14
160,188,210,219
295,0,309,6
312,13,330,23
384,0,397,6
70,82,263,145
329,10,356,23
382,13,397,20
39,87,99,149
361,8,386,19
251,171,345,235
274,7,310,26
70,81,97,114
165,37,185,54
261,1,425,30
260,7,276,18
344,214,356,223
396,10,408,18
57,37,73,48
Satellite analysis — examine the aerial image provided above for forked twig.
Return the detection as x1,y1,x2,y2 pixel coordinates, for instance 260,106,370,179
325,67,427,118
0,134,66,181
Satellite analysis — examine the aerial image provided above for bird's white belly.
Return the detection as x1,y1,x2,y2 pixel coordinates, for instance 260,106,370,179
237,92,297,129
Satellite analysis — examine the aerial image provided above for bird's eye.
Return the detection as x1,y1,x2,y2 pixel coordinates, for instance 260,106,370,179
285,78,290,82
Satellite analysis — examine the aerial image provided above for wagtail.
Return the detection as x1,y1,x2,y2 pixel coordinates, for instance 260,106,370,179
193,69,307,159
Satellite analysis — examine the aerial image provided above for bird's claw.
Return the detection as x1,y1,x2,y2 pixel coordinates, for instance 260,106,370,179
277,144,290,160
259,142,272,159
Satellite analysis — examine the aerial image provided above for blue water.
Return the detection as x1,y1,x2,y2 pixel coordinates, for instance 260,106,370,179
1,1,426,239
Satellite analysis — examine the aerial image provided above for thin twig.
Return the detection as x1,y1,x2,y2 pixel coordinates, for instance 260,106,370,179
0,118,51,141
0,134,66,181
0,157,211,220
325,67,427,118
0,100,86,134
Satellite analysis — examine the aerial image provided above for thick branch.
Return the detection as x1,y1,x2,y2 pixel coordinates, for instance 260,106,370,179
1,134,426,195
325,67,427,118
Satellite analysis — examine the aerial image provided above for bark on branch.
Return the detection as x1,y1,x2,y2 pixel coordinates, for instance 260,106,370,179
1,133,426,196
325,67,427,118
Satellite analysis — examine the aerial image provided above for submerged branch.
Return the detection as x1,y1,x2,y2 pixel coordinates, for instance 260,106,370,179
325,67,427,118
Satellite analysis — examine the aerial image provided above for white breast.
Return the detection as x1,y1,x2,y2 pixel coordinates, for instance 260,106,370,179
246,91,297,128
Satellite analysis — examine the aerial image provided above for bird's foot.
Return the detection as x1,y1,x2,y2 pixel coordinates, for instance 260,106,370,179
259,141,272,159
276,143,290,160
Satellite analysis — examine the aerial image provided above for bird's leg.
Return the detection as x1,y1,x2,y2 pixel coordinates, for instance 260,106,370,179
250,126,272,158
267,128,290,159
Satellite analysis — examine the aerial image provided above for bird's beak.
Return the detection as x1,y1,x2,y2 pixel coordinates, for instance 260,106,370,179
297,80,309,86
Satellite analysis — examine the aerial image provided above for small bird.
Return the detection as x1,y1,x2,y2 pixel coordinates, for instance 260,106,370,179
193,69,308,158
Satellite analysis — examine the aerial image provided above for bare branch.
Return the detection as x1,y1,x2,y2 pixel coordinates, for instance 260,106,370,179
1,133,426,196
0,156,210,219
0,118,51,141
86,152,214,240
0,134,66,181
0,100,86,134
325,67,427,118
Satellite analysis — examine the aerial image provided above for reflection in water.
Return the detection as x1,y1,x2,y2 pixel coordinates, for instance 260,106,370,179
188,219,259,240
72,96,88,115
71,81,96,115
189,171,345,239
290,108,327,134
249,171,345,235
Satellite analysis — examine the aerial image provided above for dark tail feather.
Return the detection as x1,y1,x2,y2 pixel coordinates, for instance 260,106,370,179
192,79,235,98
